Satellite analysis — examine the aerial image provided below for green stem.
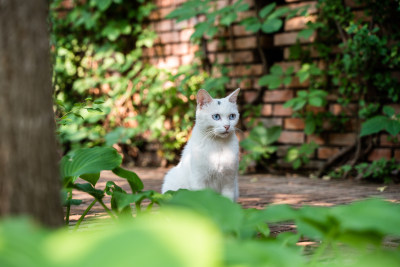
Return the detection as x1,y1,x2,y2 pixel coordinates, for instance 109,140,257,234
146,202,154,212
309,233,334,267
98,199,116,219
65,191,72,225
74,199,97,231
135,202,142,214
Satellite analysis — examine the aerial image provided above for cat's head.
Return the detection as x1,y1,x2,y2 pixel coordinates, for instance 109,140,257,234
195,88,240,138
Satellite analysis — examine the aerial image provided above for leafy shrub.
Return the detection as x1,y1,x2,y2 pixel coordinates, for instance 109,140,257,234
1,190,400,266
239,126,281,172
61,146,163,228
286,142,319,169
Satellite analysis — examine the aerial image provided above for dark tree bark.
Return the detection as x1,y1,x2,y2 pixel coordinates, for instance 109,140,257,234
0,0,64,227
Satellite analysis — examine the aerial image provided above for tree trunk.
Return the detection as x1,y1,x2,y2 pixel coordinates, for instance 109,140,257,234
0,0,64,227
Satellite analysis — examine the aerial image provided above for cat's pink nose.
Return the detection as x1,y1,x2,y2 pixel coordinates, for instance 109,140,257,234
224,125,230,131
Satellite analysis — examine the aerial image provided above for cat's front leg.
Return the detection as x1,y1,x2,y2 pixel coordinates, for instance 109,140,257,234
221,176,239,202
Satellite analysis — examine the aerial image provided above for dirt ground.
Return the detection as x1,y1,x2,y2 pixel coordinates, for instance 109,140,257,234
68,167,400,229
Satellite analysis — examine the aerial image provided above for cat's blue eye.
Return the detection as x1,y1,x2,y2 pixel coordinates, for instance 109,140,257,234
229,114,236,120
212,114,221,120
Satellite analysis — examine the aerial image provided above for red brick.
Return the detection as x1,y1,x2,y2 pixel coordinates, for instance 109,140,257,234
261,104,272,116
157,56,180,69
243,91,258,103
211,51,254,64
237,10,257,21
181,54,195,65
286,2,317,14
158,31,180,44
226,78,256,90
207,40,219,52
275,61,302,72
395,150,400,161
263,90,294,103
180,28,194,42
306,134,325,145
318,147,340,160
329,103,358,116
380,135,400,147
233,25,251,36
173,19,190,30
368,148,392,161
274,31,316,46
261,118,283,128
278,131,305,144
172,43,189,55
155,20,173,32
229,64,263,77
155,0,172,7
284,15,317,31
284,118,305,130
273,104,293,116
329,133,357,146
227,36,257,50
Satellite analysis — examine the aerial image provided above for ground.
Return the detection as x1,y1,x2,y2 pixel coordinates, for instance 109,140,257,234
69,167,400,233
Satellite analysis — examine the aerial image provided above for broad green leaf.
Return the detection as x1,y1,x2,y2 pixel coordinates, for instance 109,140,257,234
220,13,237,26
283,76,292,86
166,190,244,235
259,3,276,18
269,7,290,19
386,120,400,136
270,65,283,75
240,17,261,33
191,22,210,39
304,117,316,135
383,105,395,117
73,183,104,199
80,173,100,186
258,75,282,89
297,29,314,39
112,167,144,193
360,116,387,137
261,18,283,34
60,147,122,179
266,126,282,145
94,0,112,11
308,96,325,107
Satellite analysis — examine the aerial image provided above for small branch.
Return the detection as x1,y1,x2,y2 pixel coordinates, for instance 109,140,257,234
65,191,72,225
73,199,97,230
98,199,116,219
316,142,356,177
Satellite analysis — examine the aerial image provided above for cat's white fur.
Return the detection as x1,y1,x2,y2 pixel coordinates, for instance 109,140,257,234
161,88,240,201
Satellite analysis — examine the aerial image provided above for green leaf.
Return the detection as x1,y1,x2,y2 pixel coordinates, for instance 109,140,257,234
270,65,283,75
261,18,283,34
383,106,395,117
112,167,144,193
80,173,100,187
73,183,104,199
304,117,316,135
258,75,282,89
386,120,400,136
166,190,244,235
259,3,276,18
60,147,122,179
95,0,112,11
308,96,324,107
220,13,237,26
86,108,103,113
191,22,210,39
240,17,261,33
297,29,314,39
360,116,387,137
269,7,290,19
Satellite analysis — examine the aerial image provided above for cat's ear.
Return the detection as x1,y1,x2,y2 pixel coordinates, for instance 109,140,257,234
228,88,240,104
197,89,213,109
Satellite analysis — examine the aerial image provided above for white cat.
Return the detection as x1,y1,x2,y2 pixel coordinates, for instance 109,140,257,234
161,88,240,201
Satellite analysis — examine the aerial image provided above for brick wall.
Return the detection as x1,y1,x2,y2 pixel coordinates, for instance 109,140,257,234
145,0,400,168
